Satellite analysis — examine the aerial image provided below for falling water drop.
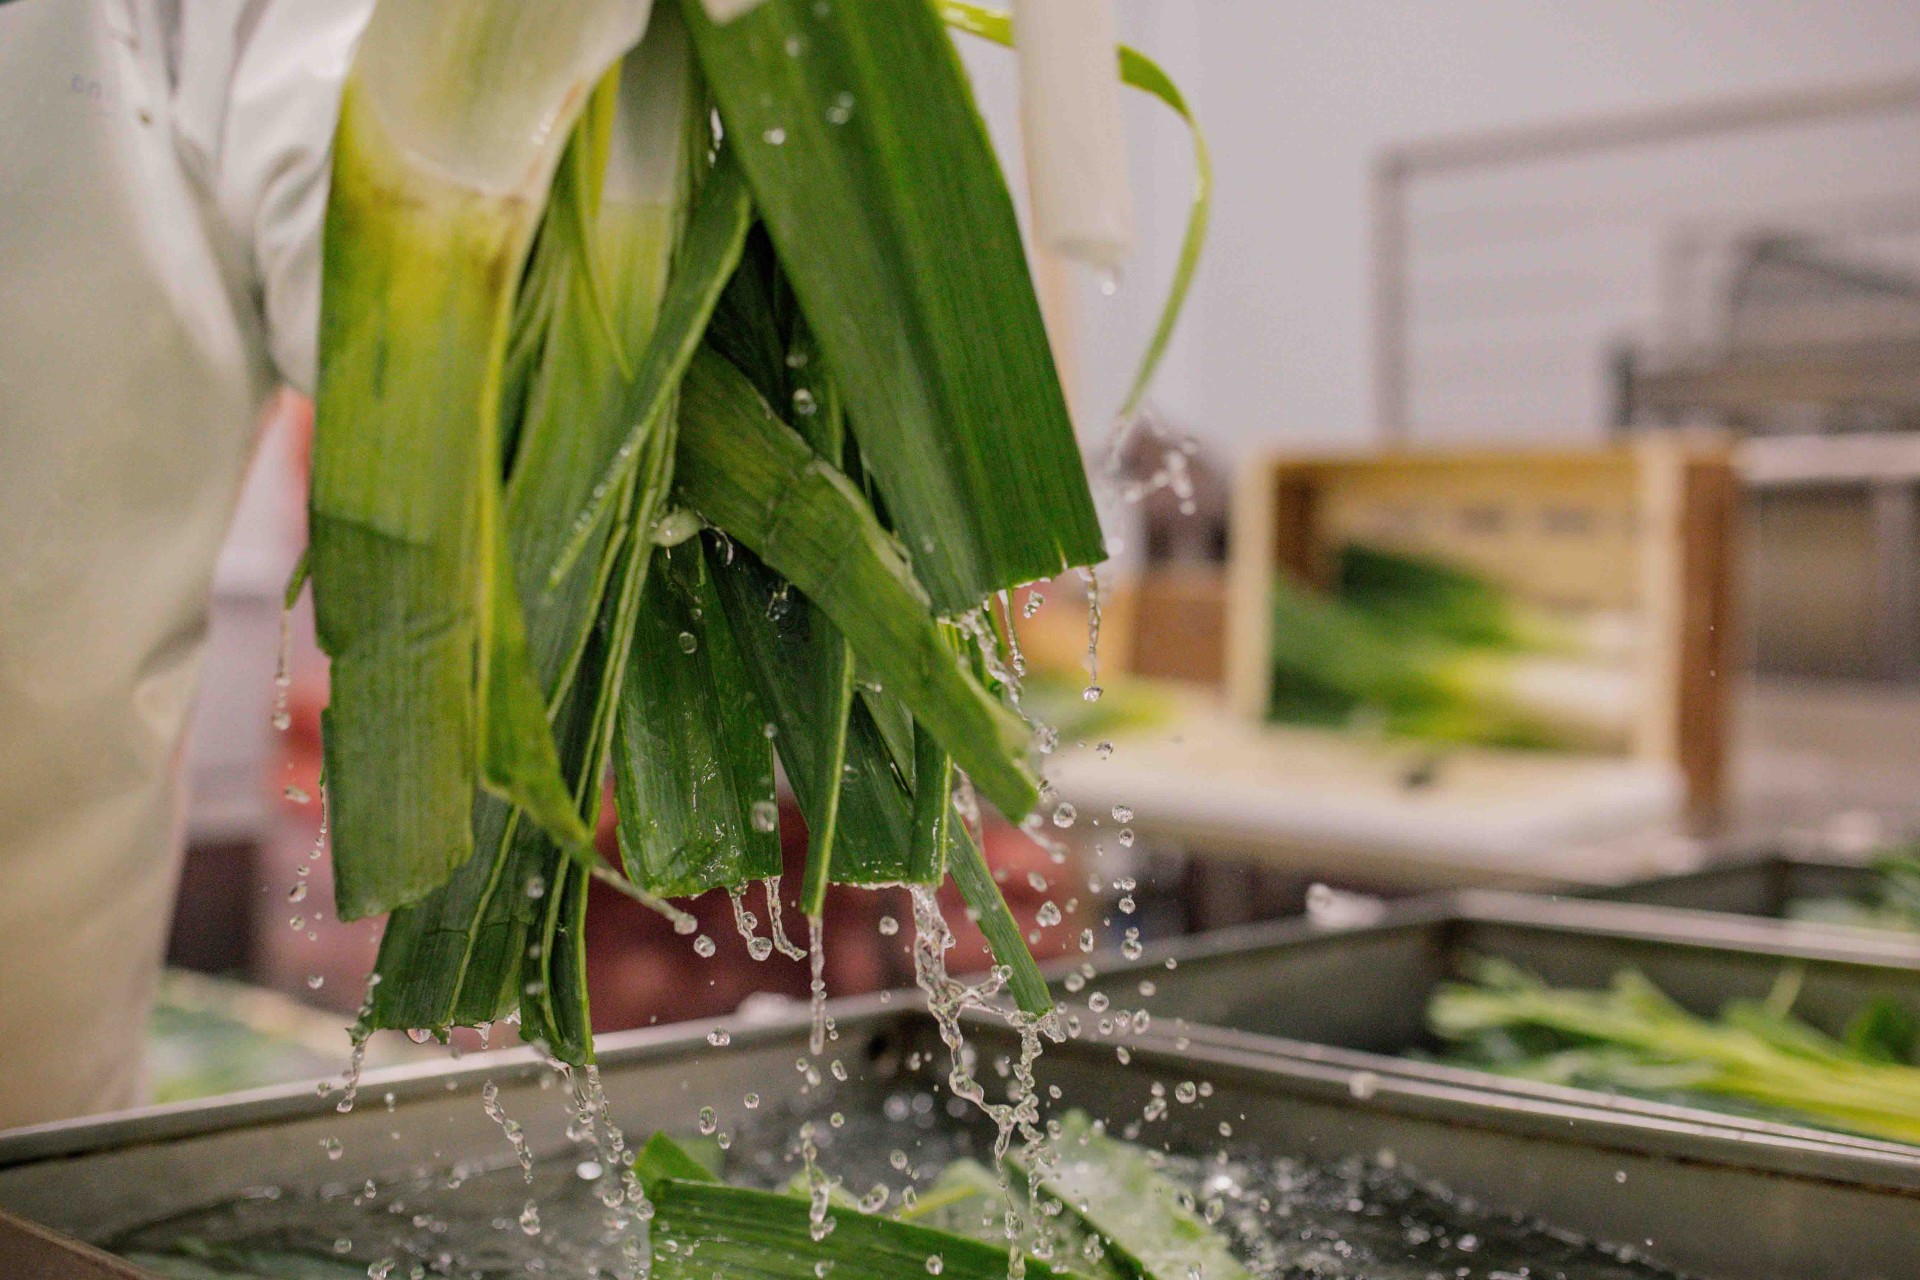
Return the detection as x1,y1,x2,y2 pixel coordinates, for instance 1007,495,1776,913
271,609,293,731
808,915,829,1056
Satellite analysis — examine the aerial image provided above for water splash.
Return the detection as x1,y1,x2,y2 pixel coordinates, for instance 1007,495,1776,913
957,607,1022,709
562,1063,651,1278
271,608,293,732
799,1120,837,1243
730,887,774,962
995,590,1027,679
334,976,377,1115
309,785,330,863
807,915,830,1056
480,1081,535,1184
1079,566,1103,698
763,876,808,961
907,885,1063,1273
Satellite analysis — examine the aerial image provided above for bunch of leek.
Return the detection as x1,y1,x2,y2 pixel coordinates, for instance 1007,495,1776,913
303,0,1206,1063
640,1112,1249,1280
1267,543,1633,752
1431,958,1920,1144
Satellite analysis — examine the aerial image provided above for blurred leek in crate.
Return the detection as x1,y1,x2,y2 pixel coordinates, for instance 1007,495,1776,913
303,0,1206,1060
1268,543,1635,752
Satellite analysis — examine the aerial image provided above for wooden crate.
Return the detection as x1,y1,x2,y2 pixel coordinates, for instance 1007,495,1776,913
1224,438,1738,818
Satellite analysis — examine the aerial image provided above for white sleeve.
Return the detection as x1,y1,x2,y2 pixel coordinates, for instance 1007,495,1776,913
171,0,375,394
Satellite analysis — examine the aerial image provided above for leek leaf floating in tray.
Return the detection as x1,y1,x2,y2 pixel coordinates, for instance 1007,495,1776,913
304,0,1209,1061
640,1117,1250,1280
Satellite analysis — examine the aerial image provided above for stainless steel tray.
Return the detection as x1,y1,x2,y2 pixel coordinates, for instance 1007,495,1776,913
1074,889,1920,1148
7,993,1920,1280
1590,852,1888,921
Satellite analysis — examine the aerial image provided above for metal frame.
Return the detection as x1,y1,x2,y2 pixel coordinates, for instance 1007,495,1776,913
9,984,1920,1280
1373,72,1920,440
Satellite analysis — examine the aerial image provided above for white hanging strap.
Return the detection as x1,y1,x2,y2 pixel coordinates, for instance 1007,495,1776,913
700,0,773,23
1012,0,1135,271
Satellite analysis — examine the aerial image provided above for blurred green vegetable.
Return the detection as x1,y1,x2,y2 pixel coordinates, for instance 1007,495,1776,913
1432,958,1920,1144
1268,545,1633,752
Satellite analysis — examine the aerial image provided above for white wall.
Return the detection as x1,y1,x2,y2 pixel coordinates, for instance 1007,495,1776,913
1052,2,1920,457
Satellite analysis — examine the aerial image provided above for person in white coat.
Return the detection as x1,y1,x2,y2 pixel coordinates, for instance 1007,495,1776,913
0,0,371,1129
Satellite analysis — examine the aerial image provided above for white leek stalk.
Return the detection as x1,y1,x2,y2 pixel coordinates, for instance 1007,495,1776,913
1011,0,1135,271
310,0,653,917
699,0,772,24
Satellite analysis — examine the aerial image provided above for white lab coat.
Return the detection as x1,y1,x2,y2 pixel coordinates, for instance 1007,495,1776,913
0,0,369,1129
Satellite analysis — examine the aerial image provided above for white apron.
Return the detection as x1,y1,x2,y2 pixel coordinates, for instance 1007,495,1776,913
0,0,365,1129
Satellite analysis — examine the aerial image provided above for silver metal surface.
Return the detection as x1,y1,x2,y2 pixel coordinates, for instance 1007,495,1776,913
1591,852,1889,921
6,985,1920,1279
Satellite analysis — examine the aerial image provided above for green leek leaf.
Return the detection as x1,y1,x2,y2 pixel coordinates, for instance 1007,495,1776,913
675,346,1039,822
639,1135,1082,1280
708,547,916,909
947,817,1050,1016
312,2,645,920
612,540,780,897
681,0,1104,614
1041,1112,1253,1280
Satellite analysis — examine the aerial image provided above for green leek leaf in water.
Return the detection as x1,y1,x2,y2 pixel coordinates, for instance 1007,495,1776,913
638,1135,1085,1280
1041,1112,1254,1280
